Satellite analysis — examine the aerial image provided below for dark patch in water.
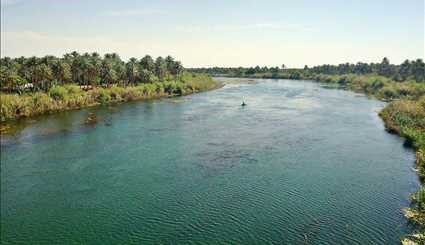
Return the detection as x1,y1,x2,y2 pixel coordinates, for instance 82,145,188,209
183,115,201,122
84,113,99,125
195,149,258,172
149,128,168,132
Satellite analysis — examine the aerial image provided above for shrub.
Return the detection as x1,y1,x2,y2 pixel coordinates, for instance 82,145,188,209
0,73,219,121
49,86,68,101
1,94,21,121
93,88,111,104
109,86,125,101
32,92,56,113
64,84,82,94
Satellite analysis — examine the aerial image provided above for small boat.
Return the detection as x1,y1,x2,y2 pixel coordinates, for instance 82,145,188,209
241,102,247,106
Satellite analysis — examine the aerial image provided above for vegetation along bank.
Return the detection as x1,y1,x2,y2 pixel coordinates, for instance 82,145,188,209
0,52,220,122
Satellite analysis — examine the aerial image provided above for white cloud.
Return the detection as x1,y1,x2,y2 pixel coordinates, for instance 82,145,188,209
104,8,164,17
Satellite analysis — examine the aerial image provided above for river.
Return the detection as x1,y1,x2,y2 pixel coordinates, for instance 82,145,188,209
0,78,420,244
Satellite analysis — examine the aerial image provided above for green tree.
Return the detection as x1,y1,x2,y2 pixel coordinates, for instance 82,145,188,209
170,61,184,80
139,55,155,74
412,59,425,82
52,61,72,84
32,64,54,91
398,60,411,81
378,57,393,77
0,66,27,93
126,57,139,85
139,69,154,83
155,56,167,81
101,60,118,86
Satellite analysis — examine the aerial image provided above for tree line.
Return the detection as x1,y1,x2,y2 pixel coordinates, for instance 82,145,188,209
189,57,425,82
0,52,184,93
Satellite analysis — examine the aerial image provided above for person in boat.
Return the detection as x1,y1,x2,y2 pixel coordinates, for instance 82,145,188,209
241,101,247,106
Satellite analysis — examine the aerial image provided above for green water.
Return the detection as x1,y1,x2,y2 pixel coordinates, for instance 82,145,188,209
1,78,419,244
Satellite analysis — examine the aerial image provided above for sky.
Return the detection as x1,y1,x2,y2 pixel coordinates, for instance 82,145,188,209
1,0,424,68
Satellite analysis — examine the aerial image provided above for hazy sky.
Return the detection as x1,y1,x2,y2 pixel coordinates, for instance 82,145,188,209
1,0,424,67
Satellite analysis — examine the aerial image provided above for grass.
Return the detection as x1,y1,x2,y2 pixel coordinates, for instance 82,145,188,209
0,73,220,122
378,97,425,244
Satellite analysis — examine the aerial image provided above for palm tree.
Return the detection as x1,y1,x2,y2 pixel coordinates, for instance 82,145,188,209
140,55,155,72
52,61,72,85
101,60,117,86
126,57,139,85
155,56,167,81
33,64,53,91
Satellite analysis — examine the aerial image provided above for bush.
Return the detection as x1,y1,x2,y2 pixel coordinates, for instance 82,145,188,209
0,74,219,121
109,86,125,101
64,84,82,94
1,94,22,121
49,86,68,101
92,88,111,104
32,93,56,113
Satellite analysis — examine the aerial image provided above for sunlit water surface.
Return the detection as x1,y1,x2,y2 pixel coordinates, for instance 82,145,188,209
1,78,419,244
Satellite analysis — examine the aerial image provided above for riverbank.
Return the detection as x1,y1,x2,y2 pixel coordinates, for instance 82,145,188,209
0,73,221,123
379,99,425,245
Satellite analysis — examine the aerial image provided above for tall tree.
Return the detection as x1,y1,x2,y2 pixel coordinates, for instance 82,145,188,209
52,61,72,84
155,56,167,81
101,60,118,86
170,61,184,80
412,59,425,82
32,64,54,91
126,57,139,85
140,55,155,72
378,57,393,77
0,66,27,93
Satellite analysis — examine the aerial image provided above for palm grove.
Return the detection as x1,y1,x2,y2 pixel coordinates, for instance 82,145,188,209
0,52,185,93
0,52,217,122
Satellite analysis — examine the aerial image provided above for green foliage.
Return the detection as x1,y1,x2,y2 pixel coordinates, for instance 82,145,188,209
402,187,425,244
379,97,425,239
189,57,425,83
64,84,83,94
1,94,27,121
49,86,69,101
155,56,167,81
309,74,425,101
93,88,112,104
0,52,186,92
0,73,219,122
0,70,27,93
380,97,425,152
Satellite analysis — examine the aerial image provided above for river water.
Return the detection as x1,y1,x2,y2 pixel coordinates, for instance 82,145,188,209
0,78,420,244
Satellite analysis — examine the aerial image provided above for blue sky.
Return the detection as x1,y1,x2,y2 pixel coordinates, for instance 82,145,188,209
1,0,424,67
